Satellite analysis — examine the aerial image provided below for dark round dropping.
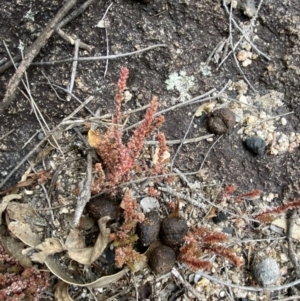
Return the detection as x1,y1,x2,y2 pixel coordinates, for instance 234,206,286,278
160,216,188,248
148,245,176,274
244,136,265,155
136,211,161,246
207,108,235,135
86,196,120,221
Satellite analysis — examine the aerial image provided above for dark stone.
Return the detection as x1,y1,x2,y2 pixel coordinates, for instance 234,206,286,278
244,136,266,155
137,211,161,246
148,245,176,274
160,216,188,248
207,108,235,135
212,211,228,224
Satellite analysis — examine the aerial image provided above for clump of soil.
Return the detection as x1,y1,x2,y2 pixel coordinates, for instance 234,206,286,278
207,108,236,135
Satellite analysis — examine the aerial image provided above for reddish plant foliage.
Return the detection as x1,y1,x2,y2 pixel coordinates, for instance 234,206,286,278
178,227,243,270
111,190,146,269
0,245,48,301
90,68,167,191
255,199,300,223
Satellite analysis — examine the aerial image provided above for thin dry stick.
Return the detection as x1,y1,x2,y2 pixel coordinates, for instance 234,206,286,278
66,38,80,101
46,83,95,116
158,185,206,209
171,114,196,169
30,44,167,66
56,28,94,52
4,41,64,157
0,0,77,113
0,93,93,190
22,131,39,149
63,96,94,122
124,88,217,131
40,70,65,101
144,134,214,146
0,135,50,190
58,0,96,28
228,1,257,92
222,0,270,61
0,129,15,141
196,269,300,292
287,209,300,290
172,267,202,300
28,161,55,223
73,151,93,227
100,2,113,77
0,0,96,74
199,135,223,171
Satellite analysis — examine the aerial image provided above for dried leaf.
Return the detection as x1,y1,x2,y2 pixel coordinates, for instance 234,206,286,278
65,228,86,249
195,102,216,117
29,238,65,263
0,235,32,268
8,218,130,289
0,194,21,224
68,216,110,265
88,129,102,151
8,221,42,247
55,281,74,301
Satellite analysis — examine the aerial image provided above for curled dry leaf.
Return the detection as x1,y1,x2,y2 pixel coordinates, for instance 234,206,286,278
88,129,102,155
0,194,21,224
65,228,86,250
9,217,130,288
27,238,65,263
55,281,74,301
68,216,111,265
195,102,216,117
0,235,32,268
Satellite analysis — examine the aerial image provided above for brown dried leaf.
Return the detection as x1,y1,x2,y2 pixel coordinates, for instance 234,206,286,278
65,228,86,250
88,129,102,151
67,216,110,265
55,281,74,301
0,235,32,268
0,194,21,224
29,238,65,263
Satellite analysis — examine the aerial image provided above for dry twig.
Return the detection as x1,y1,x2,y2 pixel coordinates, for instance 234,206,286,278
1,0,77,113
73,151,93,227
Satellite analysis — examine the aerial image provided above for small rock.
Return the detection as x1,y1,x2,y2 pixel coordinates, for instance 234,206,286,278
160,216,188,248
137,211,161,246
148,245,176,274
212,211,228,224
252,256,280,286
207,108,235,135
244,136,266,155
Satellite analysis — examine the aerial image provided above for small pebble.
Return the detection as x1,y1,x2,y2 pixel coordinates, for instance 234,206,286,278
252,256,280,286
281,117,287,125
244,136,266,155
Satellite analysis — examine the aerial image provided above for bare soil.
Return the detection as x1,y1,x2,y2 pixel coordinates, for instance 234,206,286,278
0,0,300,300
